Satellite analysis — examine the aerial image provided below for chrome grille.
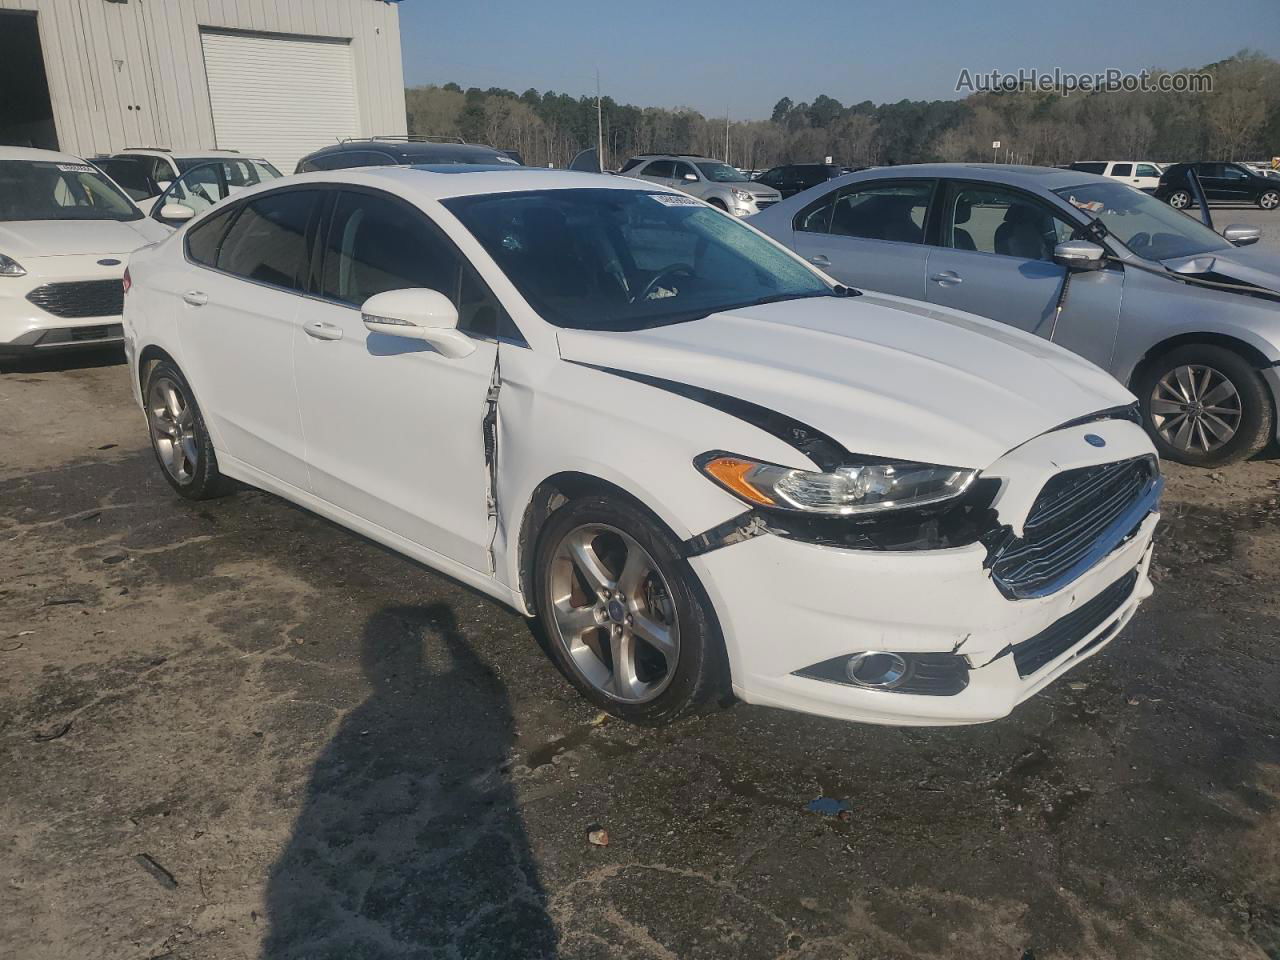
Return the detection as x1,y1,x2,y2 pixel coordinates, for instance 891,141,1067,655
990,457,1159,599
26,280,124,319
753,198,778,209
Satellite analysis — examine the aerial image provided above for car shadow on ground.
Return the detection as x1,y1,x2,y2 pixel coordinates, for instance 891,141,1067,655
260,603,559,960
0,345,125,375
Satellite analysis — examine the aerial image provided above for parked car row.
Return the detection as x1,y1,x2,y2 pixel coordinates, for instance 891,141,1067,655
4,142,1275,733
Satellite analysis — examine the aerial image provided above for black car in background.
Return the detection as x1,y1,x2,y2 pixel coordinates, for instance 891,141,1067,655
294,137,520,174
752,163,859,198
1155,161,1280,210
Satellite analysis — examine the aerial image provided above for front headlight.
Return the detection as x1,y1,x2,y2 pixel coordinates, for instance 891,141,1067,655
697,453,977,516
731,188,753,204
0,253,26,277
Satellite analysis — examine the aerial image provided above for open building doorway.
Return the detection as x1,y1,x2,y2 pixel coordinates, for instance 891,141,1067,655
0,11,57,150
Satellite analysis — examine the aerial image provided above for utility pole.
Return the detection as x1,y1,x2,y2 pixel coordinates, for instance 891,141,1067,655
596,68,605,172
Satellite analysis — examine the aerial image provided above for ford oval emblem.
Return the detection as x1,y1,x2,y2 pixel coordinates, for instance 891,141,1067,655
1085,434,1106,448
97,258,121,266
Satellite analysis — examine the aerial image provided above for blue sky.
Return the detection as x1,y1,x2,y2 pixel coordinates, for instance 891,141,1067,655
397,0,1280,119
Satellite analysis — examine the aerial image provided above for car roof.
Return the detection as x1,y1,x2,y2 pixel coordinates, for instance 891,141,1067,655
837,162,1113,192
631,154,719,163
305,140,510,163
263,166,660,202
0,146,95,165
117,148,244,158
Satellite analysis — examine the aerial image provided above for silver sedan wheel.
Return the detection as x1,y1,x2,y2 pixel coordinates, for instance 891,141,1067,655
547,523,680,703
147,376,199,484
1151,363,1242,454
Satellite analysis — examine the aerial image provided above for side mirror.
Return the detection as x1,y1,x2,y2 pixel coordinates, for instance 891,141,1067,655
1053,239,1106,271
683,172,698,182
1222,224,1261,247
360,288,475,359
159,202,195,222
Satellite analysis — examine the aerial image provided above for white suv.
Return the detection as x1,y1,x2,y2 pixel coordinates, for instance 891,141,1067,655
0,147,170,357
94,149,280,208
1069,161,1164,193
123,166,1161,727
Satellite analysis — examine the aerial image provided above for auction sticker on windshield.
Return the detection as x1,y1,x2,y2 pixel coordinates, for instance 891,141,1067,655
650,193,701,206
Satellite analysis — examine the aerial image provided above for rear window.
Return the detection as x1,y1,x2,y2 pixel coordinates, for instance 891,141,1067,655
1069,162,1108,175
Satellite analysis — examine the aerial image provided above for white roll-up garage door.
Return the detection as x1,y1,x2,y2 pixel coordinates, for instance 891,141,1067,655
200,30,361,174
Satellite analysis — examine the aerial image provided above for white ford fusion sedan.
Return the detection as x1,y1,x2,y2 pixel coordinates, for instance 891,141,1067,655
1,147,170,356
123,165,1162,727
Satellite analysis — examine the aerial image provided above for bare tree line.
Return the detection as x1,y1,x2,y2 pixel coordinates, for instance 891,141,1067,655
405,51,1279,171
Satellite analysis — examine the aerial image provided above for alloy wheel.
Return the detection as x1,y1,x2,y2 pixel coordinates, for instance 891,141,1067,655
547,523,680,703
1261,192,1280,210
1169,191,1191,209
147,376,199,484
1150,363,1242,455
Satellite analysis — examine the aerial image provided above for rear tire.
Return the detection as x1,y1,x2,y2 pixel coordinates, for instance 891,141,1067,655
1168,190,1192,210
1259,190,1280,211
144,360,229,500
1135,344,1273,467
534,494,728,726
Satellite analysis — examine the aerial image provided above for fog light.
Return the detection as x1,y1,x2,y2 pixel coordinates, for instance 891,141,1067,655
845,652,908,688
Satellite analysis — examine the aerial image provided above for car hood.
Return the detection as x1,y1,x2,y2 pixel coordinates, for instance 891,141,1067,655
0,218,168,258
1161,246,1280,294
556,293,1134,469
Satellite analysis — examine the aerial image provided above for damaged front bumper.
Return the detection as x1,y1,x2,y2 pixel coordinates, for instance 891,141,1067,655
686,419,1161,726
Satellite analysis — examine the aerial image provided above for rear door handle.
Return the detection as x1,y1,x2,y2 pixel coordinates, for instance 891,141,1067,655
182,290,208,306
303,321,343,342
808,255,831,267
930,271,963,286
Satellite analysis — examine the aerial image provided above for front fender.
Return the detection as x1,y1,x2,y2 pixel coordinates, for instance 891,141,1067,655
1111,266,1280,385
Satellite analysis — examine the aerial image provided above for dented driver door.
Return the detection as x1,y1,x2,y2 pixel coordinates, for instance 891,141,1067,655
293,188,499,573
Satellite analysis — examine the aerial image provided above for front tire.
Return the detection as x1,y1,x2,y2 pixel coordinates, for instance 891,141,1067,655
144,360,228,499
1259,190,1280,211
534,494,727,726
1168,190,1192,210
1136,344,1273,466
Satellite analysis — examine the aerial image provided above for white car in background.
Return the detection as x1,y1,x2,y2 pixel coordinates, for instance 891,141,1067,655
124,167,1161,727
1068,161,1164,193
93,149,280,210
0,147,170,357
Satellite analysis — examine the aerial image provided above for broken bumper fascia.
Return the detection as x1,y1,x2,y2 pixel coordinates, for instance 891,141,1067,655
690,511,1157,726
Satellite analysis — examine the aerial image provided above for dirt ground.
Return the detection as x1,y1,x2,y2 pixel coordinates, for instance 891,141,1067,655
2,348,1279,960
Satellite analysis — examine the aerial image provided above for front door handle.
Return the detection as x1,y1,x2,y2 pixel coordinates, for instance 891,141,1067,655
182,290,208,306
930,271,963,286
303,321,344,342
808,255,831,267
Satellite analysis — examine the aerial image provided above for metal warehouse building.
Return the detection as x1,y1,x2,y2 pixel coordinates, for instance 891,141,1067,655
0,0,407,173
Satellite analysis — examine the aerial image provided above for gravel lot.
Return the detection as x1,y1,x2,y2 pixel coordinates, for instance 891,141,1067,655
3,261,1280,959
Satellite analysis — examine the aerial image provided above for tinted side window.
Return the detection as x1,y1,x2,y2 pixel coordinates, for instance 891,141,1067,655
186,206,239,267
1111,163,1133,177
671,161,697,181
301,153,350,172
320,190,462,307
640,160,675,178
216,190,318,290
829,181,933,244
756,168,782,187
1197,163,1223,178
1135,163,1160,178
794,188,841,233
944,184,1072,261
1070,162,1107,175
96,158,155,200
1222,164,1249,180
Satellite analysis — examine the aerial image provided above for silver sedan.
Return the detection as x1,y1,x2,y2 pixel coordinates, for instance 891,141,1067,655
750,164,1280,466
